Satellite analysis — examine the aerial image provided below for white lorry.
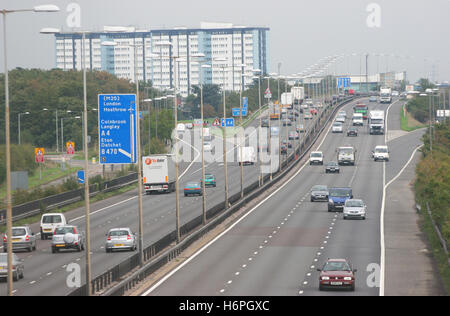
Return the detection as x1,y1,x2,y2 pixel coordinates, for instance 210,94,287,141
202,127,212,141
368,110,385,135
380,88,392,104
281,92,293,109
238,147,256,166
291,87,305,106
142,155,176,194
337,146,356,166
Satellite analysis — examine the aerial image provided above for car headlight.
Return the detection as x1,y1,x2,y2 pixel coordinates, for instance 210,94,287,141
321,277,330,280
344,277,352,281
328,199,334,204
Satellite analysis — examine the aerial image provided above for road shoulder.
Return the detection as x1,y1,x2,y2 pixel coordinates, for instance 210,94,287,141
384,152,446,295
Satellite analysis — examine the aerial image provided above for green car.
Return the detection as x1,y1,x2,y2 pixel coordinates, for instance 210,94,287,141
202,174,216,187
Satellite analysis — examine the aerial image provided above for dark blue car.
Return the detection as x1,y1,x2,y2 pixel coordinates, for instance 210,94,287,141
328,187,353,212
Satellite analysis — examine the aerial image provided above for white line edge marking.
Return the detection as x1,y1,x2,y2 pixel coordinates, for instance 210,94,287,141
380,98,418,297
141,100,338,296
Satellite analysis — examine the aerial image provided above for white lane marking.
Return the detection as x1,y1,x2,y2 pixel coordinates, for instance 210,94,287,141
380,144,423,297
141,100,354,296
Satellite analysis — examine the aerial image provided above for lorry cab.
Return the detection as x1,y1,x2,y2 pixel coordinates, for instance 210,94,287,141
337,146,356,166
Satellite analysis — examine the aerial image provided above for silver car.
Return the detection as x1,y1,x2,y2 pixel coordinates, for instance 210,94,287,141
311,185,329,202
3,226,37,252
51,225,85,253
343,199,367,220
105,228,137,253
0,253,24,281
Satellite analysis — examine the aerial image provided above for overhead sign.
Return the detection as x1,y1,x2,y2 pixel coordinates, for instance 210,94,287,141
221,118,235,127
437,110,450,118
98,94,137,164
66,141,75,155
338,78,351,88
35,148,45,163
232,108,248,117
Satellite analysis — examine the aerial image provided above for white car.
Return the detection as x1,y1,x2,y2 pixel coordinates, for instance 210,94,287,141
332,122,343,133
338,111,347,119
309,151,324,165
343,199,367,220
336,115,346,123
372,145,389,161
203,142,212,152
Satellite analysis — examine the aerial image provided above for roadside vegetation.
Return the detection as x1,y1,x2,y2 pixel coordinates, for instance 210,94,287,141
415,121,450,293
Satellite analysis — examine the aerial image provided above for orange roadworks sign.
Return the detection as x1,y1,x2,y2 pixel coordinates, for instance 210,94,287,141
35,148,45,163
66,141,75,155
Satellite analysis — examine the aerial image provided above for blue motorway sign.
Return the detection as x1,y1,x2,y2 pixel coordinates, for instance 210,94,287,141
338,78,351,88
232,108,248,117
98,94,137,164
221,118,235,127
77,170,85,184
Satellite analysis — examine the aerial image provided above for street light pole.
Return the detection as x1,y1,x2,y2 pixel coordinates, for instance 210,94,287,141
3,4,60,297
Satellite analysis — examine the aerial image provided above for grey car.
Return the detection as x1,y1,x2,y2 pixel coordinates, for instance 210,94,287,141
325,161,340,173
105,228,137,253
0,253,24,281
311,185,329,202
3,226,37,252
51,225,85,253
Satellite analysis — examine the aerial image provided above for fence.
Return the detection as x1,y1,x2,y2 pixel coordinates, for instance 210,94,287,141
0,172,138,225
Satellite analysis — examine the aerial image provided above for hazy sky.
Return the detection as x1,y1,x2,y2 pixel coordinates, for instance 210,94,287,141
1,0,449,82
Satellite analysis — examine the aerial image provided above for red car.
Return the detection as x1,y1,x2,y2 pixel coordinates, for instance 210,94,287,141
310,108,318,115
317,258,356,291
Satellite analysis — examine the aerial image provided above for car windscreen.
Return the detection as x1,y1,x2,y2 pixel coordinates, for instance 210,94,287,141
311,153,322,157
328,162,338,166
376,148,388,153
333,122,342,126
346,200,363,207
371,119,384,124
12,228,27,236
312,185,327,192
42,215,62,224
329,189,351,197
339,148,353,155
323,261,351,271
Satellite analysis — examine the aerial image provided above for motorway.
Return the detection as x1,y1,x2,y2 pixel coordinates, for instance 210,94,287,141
140,97,426,296
0,100,315,296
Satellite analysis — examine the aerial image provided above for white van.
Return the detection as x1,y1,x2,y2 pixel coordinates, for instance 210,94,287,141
352,113,364,126
40,213,67,240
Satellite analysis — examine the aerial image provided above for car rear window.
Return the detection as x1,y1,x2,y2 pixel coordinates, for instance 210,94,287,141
43,215,62,224
109,230,129,237
12,228,27,236
55,227,75,235
329,189,351,197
